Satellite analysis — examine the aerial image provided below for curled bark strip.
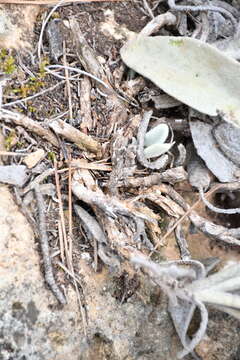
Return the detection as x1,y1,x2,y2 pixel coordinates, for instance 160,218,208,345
199,186,240,214
140,11,177,36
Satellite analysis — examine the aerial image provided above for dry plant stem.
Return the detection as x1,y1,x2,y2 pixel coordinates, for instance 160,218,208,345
0,151,29,156
0,110,59,148
168,0,237,30
23,168,56,194
175,224,191,260
13,187,39,238
80,76,93,131
54,159,70,268
63,42,73,124
151,184,240,253
123,166,187,187
199,12,210,42
68,157,73,263
137,111,169,170
58,219,65,264
57,257,88,336
34,185,66,305
140,11,177,36
199,186,240,214
177,298,208,359
69,18,109,91
189,212,240,247
23,162,111,194
69,18,128,130
107,130,137,195
49,119,102,157
142,0,154,19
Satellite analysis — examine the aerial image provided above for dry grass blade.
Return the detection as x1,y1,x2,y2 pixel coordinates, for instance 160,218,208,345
54,159,70,268
63,41,73,124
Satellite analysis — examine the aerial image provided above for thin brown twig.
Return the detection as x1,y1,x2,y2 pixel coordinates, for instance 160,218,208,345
58,218,65,263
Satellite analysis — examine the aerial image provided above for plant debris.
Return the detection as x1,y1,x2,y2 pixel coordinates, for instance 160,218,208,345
1,0,240,359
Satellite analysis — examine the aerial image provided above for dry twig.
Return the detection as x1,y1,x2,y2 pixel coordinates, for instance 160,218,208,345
1,109,59,148
34,185,66,305
49,119,102,157
69,18,128,131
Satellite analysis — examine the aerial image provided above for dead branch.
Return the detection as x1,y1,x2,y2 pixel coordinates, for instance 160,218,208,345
49,119,102,157
0,109,59,147
69,18,128,131
123,166,187,187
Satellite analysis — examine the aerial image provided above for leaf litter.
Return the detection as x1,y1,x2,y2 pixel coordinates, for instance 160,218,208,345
1,0,240,359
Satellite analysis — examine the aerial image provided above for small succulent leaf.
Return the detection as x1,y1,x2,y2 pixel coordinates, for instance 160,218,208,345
121,35,240,128
144,142,175,159
144,123,169,147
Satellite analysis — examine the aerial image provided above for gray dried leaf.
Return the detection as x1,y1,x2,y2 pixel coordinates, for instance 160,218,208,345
212,121,240,166
0,165,28,187
46,19,63,62
186,143,212,190
190,120,239,182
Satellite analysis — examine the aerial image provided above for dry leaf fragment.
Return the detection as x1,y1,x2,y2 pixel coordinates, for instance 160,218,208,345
24,149,45,169
190,120,239,182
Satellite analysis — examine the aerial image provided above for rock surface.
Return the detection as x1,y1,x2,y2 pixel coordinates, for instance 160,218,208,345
0,185,82,360
0,185,182,360
1,184,240,360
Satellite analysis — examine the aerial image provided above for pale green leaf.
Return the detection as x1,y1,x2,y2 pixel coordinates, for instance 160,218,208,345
121,35,240,128
144,142,175,159
144,123,169,147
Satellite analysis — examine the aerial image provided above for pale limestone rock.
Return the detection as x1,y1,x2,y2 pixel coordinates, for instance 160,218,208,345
0,185,83,360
